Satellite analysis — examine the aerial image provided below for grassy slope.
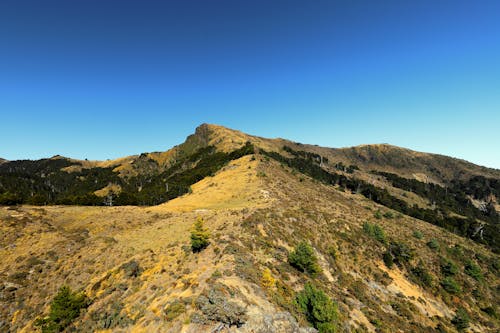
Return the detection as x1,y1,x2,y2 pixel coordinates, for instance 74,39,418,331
1,154,498,332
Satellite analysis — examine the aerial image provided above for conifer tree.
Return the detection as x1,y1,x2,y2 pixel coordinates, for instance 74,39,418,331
190,217,210,252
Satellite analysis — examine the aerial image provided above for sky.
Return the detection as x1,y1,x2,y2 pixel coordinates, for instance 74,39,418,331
0,0,499,168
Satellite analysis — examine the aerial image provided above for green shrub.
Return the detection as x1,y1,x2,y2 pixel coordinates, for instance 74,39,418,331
296,283,338,333
191,217,210,253
440,258,458,277
440,277,461,294
411,264,433,287
412,230,424,239
464,260,482,281
451,307,470,331
363,222,374,235
383,211,394,219
34,286,90,332
385,241,414,267
383,251,394,268
288,242,321,275
374,210,383,219
164,300,186,321
426,239,440,250
363,222,386,243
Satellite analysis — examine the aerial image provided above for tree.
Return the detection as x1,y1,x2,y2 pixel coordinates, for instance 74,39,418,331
191,217,210,252
34,286,90,332
288,241,321,275
296,283,338,333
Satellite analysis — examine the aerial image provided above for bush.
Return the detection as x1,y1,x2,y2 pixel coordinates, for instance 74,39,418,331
120,260,141,278
385,241,414,267
411,264,433,287
164,300,186,321
426,239,440,250
383,251,394,268
440,277,461,294
464,260,482,281
194,284,247,326
34,286,90,333
261,267,276,288
191,217,210,253
374,210,383,219
363,222,386,243
288,242,321,275
412,230,424,239
296,283,338,333
440,258,458,277
383,211,394,219
451,307,470,331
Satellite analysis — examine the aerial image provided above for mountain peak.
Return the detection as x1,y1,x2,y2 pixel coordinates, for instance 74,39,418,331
182,123,253,153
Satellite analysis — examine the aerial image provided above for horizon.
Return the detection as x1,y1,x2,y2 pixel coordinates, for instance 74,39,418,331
1,1,499,168
1,122,499,171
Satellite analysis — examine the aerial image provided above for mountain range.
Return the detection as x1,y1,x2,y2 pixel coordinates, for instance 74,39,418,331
1,124,499,332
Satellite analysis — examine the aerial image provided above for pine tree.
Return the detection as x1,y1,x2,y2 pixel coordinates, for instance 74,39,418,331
190,217,210,252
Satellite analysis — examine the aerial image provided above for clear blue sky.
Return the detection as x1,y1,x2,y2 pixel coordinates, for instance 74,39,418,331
1,1,499,168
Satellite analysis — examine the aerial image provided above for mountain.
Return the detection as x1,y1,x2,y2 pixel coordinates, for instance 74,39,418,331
1,124,499,332
0,158,6,165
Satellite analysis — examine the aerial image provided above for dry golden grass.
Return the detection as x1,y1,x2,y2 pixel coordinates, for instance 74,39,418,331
154,155,270,212
1,149,498,332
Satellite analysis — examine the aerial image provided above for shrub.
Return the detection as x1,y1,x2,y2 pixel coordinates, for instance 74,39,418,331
386,241,414,267
327,246,337,260
426,239,440,250
191,217,210,253
34,286,90,333
383,251,394,268
412,230,424,239
363,222,386,243
372,225,386,243
194,284,247,326
164,300,186,321
411,264,433,287
440,277,461,294
383,211,394,219
440,258,458,277
374,210,383,219
288,242,321,275
464,260,482,281
296,283,338,333
451,307,470,331
261,267,276,288
120,260,141,278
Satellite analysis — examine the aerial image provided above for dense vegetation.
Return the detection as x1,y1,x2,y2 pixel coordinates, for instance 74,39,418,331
34,286,90,333
296,283,338,333
263,147,500,252
288,242,321,275
0,142,254,206
373,171,498,224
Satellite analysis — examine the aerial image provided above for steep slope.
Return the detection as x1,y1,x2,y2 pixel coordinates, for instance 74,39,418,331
1,154,498,332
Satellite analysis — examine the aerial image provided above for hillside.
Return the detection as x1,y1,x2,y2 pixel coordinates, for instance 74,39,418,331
1,124,499,332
